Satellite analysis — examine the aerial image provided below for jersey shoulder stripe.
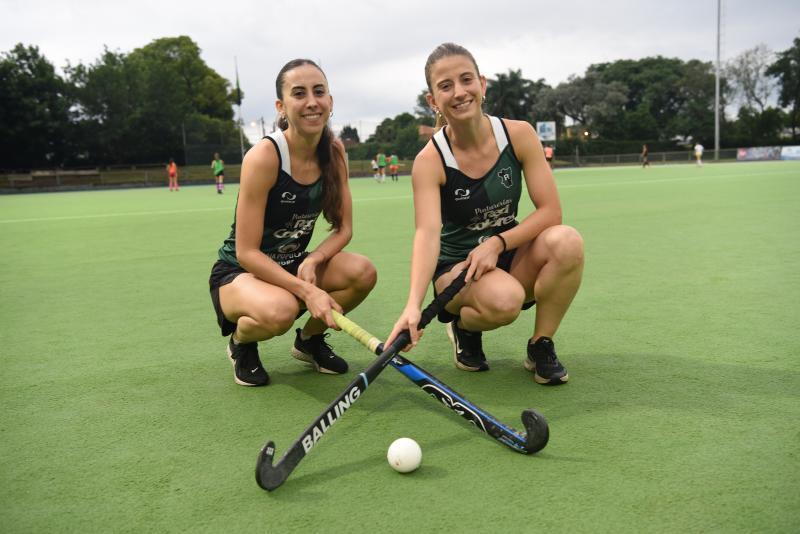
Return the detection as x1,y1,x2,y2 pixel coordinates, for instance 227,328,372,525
265,130,291,176
431,116,512,171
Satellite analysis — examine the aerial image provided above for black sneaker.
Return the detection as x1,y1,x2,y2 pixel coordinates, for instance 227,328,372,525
524,337,568,385
446,320,488,372
291,329,348,374
227,336,270,386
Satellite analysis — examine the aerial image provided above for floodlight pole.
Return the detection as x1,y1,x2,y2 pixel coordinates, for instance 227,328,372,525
235,56,245,161
714,0,721,161
238,110,245,160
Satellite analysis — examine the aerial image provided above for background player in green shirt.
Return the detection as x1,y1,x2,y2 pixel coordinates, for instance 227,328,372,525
376,150,387,182
389,153,399,181
211,153,225,194
387,43,584,385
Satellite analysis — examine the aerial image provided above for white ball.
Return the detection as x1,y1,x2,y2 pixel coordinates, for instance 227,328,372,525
387,437,422,473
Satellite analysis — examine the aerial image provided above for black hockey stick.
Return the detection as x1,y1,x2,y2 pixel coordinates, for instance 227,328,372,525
332,318,549,455
256,270,468,491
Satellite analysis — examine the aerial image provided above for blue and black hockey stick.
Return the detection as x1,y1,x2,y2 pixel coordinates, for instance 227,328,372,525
334,320,549,456
256,270,470,491
255,270,548,491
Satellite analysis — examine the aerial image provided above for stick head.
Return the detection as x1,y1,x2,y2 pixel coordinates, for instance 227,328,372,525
521,409,549,453
255,441,282,491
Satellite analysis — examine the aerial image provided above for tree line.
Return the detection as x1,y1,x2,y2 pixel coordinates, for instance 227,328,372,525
349,36,800,159
2,35,798,170
1,36,243,170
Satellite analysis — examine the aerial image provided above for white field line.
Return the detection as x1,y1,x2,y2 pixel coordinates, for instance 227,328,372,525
558,169,795,189
0,195,409,224
1,169,795,224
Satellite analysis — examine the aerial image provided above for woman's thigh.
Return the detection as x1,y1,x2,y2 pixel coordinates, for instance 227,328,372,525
218,273,300,326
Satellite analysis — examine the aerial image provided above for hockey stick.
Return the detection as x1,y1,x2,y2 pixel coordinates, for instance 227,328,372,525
331,315,549,455
256,270,468,491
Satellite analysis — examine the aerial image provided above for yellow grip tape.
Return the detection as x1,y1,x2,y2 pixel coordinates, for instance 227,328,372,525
332,311,382,353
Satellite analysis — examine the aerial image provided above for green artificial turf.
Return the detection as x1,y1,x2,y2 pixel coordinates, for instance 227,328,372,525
1,161,798,532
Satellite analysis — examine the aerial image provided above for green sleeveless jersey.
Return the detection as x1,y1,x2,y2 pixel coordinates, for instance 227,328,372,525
213,159,225,174
217,130,323,269
377,153,387,166
390,154,399,165
432,116,523,264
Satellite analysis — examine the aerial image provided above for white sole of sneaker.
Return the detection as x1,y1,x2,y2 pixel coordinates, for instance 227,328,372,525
227,345,265,386
446,322,485,372
523,358,569,384
291,347,339,375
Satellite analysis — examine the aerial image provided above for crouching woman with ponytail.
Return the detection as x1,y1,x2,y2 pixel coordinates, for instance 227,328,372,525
209,58,377,387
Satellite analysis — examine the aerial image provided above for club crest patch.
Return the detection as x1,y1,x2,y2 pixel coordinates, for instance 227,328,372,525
498,167,513,188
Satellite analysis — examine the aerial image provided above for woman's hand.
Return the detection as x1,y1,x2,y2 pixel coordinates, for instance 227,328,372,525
385,305,424,352
304,285,342,330
296,251,325,285
464,235,504,282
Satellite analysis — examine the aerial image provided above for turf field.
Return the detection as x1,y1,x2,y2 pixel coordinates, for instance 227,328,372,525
1,161,798,532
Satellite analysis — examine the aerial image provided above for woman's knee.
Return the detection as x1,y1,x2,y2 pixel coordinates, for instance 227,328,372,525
546,225,584,268
480,284,524,326
252,304,298,336
345,255,378,293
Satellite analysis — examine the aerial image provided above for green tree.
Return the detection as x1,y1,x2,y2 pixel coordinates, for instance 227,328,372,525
590,56,717,143
766,36,800,140
668,59,719,145
66,48,145,163
339,125,360,144
414,88,435,125
347,112,427,160
69,36,243,165
725,44,776,113
484,69,548,121
729,106,785,145
0,44,73,168
547,73,627,137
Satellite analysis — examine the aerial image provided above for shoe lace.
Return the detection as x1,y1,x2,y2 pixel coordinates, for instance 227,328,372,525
310,333,336,360
532,341,557,366
236,342,260,368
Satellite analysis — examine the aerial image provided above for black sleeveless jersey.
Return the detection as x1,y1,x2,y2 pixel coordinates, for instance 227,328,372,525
432,116,523,263
217,130,324,269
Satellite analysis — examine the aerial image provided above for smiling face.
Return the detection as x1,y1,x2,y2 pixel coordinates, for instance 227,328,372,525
426,54,486,124
276,63,332,135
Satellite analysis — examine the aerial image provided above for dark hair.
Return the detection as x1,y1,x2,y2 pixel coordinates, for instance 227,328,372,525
424,43,482,131
275,58,343,230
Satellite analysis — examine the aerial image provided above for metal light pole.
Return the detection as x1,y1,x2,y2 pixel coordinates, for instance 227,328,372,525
235,56,245,161
714,0,721,161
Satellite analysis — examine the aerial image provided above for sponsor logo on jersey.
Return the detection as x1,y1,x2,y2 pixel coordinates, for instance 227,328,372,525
454,188,470,201
273,212,319,239
280,192,297,204
466,200,515,231
277,242,300,253
498,167,513,189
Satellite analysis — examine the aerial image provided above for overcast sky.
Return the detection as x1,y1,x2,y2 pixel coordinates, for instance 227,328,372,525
4,0,798,141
